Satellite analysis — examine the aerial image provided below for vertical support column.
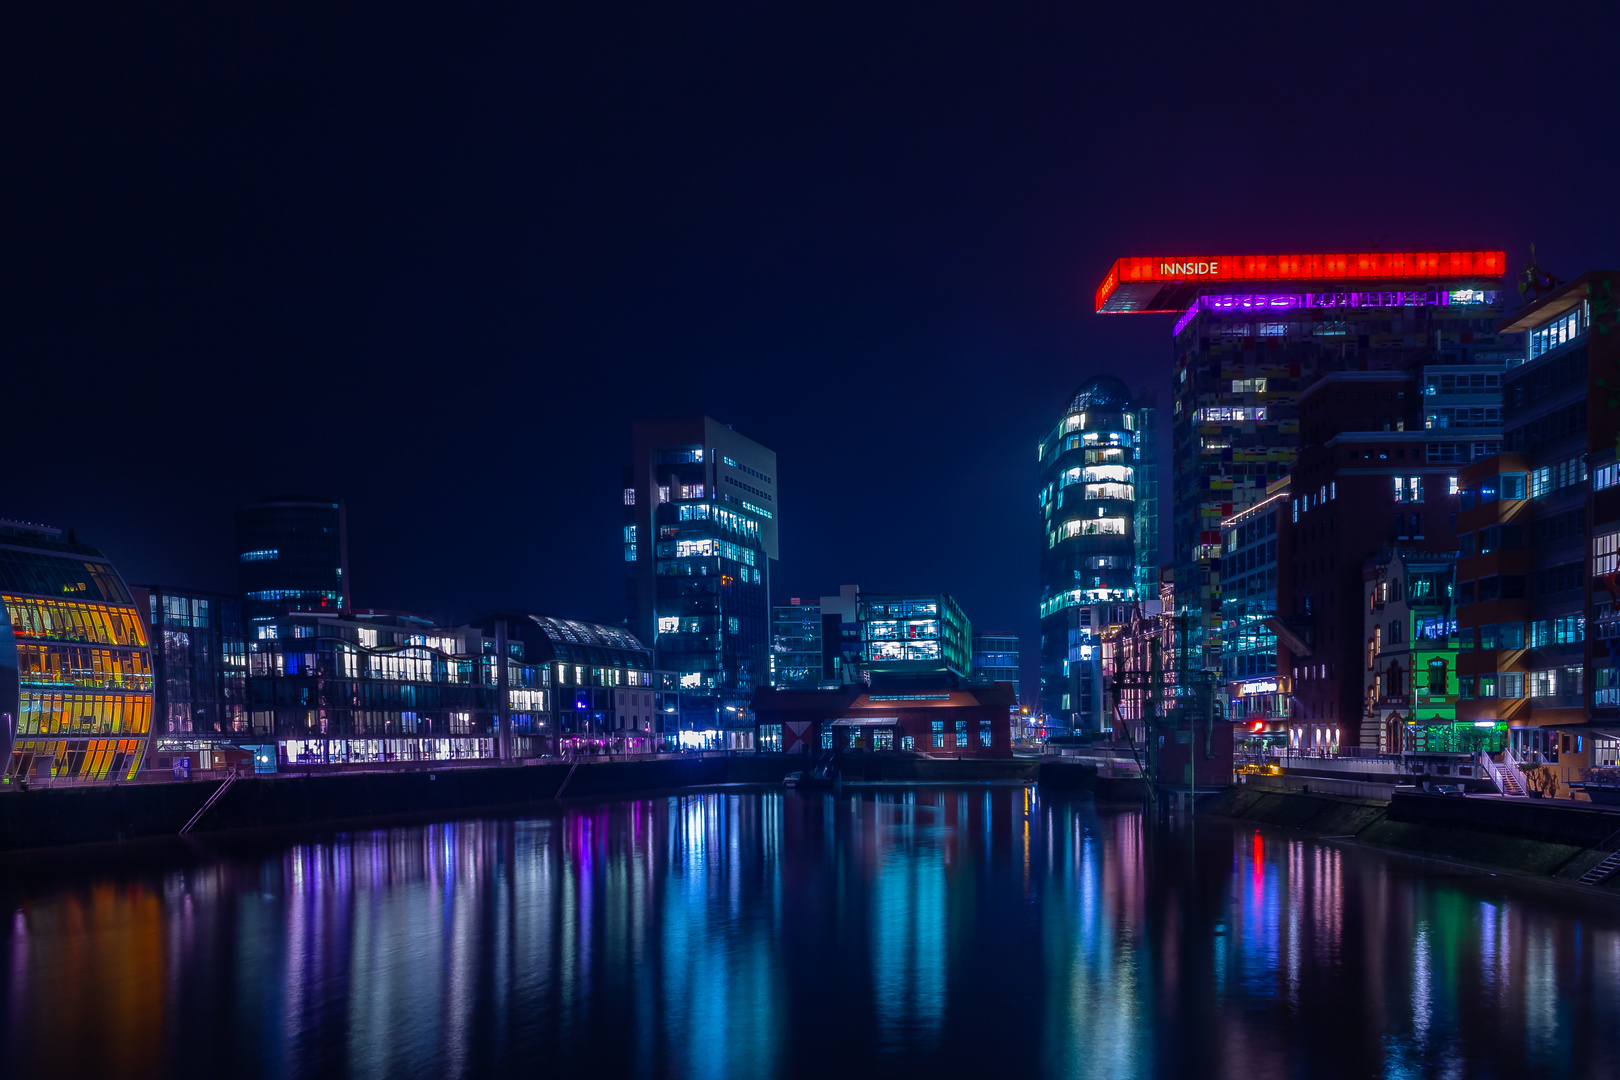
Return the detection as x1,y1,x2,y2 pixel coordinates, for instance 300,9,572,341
496,619,510,761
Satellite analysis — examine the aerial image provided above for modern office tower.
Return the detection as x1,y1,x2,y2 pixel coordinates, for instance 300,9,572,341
476,612,663,751
623,417,777,735
0,520,153,782
236,498,349,623
1219,479,1289,740
770,600,823,688
246,610,549,767
1133,398,1160,597
972,632,1019,695
1036,374,1157,730
137,585,249,773
1094,250,1510,669
856,592,971,682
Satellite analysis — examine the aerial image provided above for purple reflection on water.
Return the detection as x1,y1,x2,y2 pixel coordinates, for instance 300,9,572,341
2,790,1619,1079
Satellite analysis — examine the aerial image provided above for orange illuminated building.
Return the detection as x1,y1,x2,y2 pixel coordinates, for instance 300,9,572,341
2,519,152,782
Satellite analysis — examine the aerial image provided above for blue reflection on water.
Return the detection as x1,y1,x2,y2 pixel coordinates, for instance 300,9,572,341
5,788,1620,1079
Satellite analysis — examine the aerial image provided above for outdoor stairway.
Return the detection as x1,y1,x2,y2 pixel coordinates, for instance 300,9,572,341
553,757,581,799
1483,749,1528,797
1580,849,1620,886
179,767,240,835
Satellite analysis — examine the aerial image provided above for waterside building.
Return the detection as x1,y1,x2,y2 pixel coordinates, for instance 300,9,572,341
1037,374,1159,730
2,521,153,782
1094,250,1511,670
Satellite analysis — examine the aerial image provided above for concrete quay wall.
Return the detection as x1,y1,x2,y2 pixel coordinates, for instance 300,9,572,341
0,754,1054,854
0,756,796,853
1204,786,1620,883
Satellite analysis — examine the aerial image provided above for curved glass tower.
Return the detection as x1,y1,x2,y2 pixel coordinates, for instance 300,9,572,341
1037,375,1156,732
1,520,153,782
236,498,349,624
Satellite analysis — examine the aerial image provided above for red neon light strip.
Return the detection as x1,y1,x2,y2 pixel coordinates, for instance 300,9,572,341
1094,250,1506,311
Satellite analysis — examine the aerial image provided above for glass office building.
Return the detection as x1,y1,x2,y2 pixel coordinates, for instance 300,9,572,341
857,593,972,681
138,585,250,773
1036,374,1158,728
972,632,1020,698
1093,250,1510,670
236,498,349,623
1219,484,1288,732
770,601,824,688
477,612,665,752
624,416,777,738
246,610,546,767
1,520,153,783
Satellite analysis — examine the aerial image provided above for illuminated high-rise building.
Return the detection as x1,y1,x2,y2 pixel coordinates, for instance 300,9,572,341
623,416,777,740
236,497,349,624
1036,375,1158,730
1,520,153,782
1093,250,1511,668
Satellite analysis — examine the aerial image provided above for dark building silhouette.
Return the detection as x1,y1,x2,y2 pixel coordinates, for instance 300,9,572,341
236,497,349,623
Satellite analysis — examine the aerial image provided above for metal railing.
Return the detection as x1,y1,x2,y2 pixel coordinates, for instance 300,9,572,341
1500,746,1530,795
179,767,240,834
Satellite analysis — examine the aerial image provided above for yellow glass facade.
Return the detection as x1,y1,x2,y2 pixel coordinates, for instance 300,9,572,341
16,642,153,690
4,597,147,646
3,541,154,782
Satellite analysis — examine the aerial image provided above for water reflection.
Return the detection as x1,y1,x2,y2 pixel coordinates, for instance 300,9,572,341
4,788,1620,1078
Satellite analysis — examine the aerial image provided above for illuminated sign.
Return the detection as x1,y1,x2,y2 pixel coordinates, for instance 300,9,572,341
1238,679,1278,696
1160,260,1220,276
1095,250,1506,313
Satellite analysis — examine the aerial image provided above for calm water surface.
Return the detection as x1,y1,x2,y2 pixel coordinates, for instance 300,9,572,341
6,787,1620,1078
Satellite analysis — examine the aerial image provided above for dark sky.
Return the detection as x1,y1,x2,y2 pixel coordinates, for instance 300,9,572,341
7,2,1619,698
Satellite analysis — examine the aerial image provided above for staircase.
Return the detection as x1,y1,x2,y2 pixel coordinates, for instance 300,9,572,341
1581,848,1620,885
1480,751,1525,796
179,767,240,835
1497,747,1529,797
553,756,581,800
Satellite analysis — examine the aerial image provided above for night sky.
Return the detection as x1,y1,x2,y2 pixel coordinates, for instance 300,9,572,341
8,2,1620,697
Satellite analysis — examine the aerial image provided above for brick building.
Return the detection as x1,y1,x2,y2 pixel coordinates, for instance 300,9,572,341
1281,370,1479,752
752,683,1014,759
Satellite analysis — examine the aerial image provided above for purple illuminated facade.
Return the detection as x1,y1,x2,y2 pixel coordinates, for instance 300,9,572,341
1171,290,1502,336
1167,274,1512,670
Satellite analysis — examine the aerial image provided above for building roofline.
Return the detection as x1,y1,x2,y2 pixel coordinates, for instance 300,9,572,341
1498,271,1619,333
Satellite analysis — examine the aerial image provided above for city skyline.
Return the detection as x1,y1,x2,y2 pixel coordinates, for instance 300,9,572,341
10,5,1620,703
